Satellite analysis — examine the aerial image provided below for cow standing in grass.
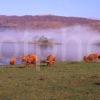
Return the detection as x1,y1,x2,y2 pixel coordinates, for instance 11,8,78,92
10,58,16,65
46,55,56,66
21,54,38,67
83,53,100,63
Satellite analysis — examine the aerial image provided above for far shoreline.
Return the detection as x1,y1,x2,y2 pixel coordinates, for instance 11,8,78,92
0,41,62,45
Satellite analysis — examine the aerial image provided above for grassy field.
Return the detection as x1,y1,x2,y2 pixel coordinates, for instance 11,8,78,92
0,62,100,100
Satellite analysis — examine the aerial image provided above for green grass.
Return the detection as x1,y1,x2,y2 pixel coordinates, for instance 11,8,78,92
0,62,100,100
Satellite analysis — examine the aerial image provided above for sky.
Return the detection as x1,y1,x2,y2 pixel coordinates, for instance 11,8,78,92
0,0,100,19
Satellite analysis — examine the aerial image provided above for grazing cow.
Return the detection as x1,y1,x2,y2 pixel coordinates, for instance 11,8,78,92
10,58,16,65
21,54,38,65
30,55,38,64
46,55,56,66
83,53,99,63
83,56,90,63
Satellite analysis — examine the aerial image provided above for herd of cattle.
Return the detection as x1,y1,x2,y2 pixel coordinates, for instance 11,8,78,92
10,54,56,66
9,53,100,66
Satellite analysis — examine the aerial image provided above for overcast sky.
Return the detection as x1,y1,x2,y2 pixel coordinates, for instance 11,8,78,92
0,0,99,19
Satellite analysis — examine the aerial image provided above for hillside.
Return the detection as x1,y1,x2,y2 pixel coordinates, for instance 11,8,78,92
0,15,100,31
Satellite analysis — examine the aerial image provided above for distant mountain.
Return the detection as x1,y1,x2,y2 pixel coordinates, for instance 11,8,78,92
0,15,100,31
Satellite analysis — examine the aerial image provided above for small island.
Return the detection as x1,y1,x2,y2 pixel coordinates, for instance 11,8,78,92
33,36,62,46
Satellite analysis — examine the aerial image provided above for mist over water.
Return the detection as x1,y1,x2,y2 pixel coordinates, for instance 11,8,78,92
0,25,100,65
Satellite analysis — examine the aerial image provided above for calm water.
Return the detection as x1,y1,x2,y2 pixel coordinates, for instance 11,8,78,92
0,26,100,65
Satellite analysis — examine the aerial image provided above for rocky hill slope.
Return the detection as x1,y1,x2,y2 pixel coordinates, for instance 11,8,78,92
0,15,100,31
